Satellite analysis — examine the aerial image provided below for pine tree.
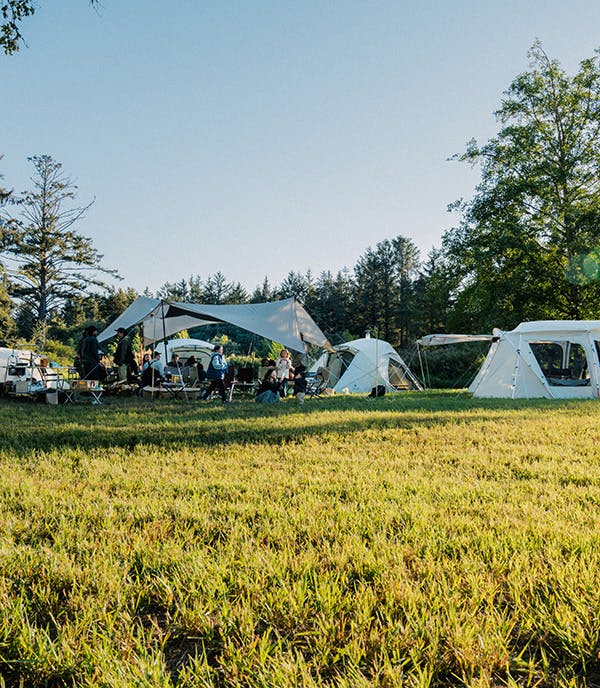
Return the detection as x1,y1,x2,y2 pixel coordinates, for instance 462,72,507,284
1,155,119,338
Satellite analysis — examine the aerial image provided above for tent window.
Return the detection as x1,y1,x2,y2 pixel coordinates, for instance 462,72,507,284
568,343,589,380
530,342,590,386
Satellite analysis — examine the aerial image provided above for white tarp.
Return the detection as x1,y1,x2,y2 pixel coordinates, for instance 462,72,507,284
417,333,493,346
310,338,422,393
98,296,333,353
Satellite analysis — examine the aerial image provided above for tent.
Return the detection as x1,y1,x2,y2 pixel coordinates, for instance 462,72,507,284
418,321,600,399
309,338,422,394
153,338,214,368
98,296,333,353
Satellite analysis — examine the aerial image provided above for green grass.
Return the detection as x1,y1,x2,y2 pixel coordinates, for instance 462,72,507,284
1,391,600,687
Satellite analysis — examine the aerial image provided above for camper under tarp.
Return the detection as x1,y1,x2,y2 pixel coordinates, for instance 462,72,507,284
310,338,422,394
418,321,600,399
97,296,333,353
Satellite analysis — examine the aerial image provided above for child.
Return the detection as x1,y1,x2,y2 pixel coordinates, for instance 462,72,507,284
275,349,293,397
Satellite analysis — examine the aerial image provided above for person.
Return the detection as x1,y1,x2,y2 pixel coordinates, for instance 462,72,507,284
81,326,103,380
202,345,228,401
293,364,307,405
186,355,199,384
141,351,165,387
167,353,181,371
255,367,280,404
141,353,151,371
113,327,138,382
275,349,294,397
150,351,165,377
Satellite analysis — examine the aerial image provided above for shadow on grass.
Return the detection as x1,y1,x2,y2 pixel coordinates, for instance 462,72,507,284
0,391,591,457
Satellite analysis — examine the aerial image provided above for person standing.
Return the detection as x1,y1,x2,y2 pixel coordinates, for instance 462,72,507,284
202,344,228,402
275,349,293,397
81,326,102,380
113,327,137,382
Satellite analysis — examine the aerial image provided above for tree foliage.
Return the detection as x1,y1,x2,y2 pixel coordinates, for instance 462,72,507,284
444,43,600,329
1,1,99,55
0,155,119,337
353,237,420,345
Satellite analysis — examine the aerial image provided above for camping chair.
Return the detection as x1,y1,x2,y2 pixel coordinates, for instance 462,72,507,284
229,366,257,399
306,367,329,399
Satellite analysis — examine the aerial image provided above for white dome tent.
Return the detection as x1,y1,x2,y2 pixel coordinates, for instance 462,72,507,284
418,321,600,399
154,338,215,368
310,337,422,394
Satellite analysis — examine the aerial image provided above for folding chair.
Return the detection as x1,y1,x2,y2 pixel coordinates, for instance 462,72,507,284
306,367,329,399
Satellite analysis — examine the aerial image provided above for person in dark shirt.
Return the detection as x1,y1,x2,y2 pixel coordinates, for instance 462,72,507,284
293,364,307,405
113,327,138,382
255,368,280,404
81,326,102,380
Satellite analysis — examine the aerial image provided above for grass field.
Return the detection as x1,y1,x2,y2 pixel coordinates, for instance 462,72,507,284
1,391,600,687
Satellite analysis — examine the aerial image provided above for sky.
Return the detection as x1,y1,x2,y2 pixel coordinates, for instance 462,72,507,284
2,0,600,296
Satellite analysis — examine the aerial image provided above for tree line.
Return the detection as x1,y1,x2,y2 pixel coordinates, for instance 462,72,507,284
1,43,600,360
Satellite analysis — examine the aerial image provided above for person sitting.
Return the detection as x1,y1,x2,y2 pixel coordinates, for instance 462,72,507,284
167,353,181,371
255,368,280,404
141,352,165,387
151,351,165,376
293,364,308,405
185,355,198,384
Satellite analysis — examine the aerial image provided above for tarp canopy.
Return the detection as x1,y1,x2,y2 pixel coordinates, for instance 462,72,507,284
417,333,494,347
310,338,422,393
98,296,333,353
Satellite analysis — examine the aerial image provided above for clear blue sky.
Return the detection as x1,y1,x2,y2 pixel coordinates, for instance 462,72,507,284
2,1,599,295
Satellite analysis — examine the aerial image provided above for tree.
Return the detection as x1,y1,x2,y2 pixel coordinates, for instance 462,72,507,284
352,236,420,346
305,269,354,342
250,276,275,303
1,1,99,55
0,155,119,338
413,248,458,335
197,271,248,304
444,43,600,330
277,270,310,300
0,270,15,344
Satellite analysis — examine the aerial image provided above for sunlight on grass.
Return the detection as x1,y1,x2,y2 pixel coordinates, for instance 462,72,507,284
1,392,600,686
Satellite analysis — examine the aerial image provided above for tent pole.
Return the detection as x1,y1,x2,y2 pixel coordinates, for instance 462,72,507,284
374,328,379,392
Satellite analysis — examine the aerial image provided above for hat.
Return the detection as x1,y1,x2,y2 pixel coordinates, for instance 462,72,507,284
116,327,126,334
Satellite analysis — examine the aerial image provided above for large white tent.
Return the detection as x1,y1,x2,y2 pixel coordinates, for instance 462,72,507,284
98,296,333,353
310,338,422,394
153,338,215,368
418,321,600,399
